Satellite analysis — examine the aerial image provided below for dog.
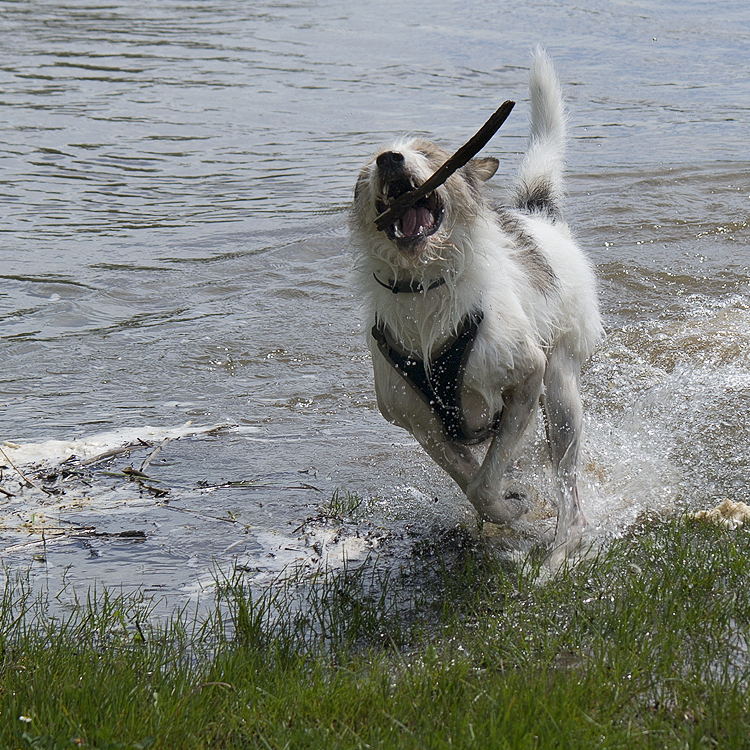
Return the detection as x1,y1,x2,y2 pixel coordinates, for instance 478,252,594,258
349,50,602,556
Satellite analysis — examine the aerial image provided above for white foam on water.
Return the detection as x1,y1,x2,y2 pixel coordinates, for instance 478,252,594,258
177,524,379,602
1,422,249,470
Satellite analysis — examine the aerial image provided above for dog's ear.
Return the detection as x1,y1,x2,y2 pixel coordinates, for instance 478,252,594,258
467,157,499,182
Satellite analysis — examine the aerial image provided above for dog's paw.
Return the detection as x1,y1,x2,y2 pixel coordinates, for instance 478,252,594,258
557,510,586,549
467,479,529,525
546,511,587,568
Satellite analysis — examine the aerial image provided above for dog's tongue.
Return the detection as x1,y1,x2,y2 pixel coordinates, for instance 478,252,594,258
399,206,432,237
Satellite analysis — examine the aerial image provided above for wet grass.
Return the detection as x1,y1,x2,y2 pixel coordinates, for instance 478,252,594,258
3,513,750,749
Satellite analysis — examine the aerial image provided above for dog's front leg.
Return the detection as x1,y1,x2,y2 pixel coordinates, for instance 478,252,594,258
465,357,545,524
371,346,482,489
411,426,482,493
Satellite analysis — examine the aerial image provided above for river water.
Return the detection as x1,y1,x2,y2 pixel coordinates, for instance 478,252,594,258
1,0,749,611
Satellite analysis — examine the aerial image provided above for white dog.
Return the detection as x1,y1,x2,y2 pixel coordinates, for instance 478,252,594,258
349,50,602,555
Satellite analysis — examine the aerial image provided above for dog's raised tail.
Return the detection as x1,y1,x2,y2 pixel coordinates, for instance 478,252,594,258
513,48,567,219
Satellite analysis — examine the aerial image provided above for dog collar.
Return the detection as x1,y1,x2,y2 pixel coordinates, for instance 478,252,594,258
372,272,448,295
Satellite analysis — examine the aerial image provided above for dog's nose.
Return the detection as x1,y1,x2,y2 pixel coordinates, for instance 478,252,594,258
376,151,405,171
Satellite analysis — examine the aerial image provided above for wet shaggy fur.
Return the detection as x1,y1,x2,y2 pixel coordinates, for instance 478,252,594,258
349,50,603,557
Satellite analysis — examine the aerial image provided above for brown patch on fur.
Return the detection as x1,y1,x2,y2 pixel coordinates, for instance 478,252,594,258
496,208,559,295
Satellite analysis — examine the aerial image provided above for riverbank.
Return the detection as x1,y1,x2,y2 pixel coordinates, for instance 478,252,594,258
3,509,749,749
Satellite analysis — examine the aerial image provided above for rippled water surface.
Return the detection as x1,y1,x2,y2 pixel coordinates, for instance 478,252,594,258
2,0,749,609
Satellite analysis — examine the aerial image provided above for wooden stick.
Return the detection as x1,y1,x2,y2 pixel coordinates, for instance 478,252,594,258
374,99,515,232
0,445,53,497
80,440,151,466
139,437,171,473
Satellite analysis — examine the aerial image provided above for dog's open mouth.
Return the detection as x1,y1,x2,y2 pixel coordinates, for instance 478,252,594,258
376,178,444,248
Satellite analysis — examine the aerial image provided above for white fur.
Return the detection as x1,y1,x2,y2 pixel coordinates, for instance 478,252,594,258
349,50,603,558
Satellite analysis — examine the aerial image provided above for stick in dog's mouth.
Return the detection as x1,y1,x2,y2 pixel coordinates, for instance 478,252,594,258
376,178,445,244
373,99,515,235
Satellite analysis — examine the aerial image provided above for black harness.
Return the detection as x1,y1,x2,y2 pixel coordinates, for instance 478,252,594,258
372,309,500,445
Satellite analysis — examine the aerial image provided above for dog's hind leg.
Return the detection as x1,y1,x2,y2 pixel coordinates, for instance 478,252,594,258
541,345,586,558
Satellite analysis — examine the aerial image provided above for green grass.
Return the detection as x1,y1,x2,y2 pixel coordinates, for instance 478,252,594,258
3,512,750,749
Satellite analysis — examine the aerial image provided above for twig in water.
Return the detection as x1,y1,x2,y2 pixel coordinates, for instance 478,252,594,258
99,466,171,498
121,466,152,479
198,479,321,492
79,439,152,466
71,529,147,540
0,445,53,497
3,533,67,554
374,99,515,232
140,437,171,473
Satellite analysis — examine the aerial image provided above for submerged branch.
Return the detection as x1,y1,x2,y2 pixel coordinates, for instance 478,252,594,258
0,445,53,497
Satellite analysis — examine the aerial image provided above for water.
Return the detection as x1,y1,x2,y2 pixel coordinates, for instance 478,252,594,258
1,0,749,610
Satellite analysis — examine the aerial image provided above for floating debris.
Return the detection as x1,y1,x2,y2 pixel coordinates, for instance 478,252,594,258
692,499,750,529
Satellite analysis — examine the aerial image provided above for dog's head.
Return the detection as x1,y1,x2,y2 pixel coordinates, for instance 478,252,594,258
350,138,499,266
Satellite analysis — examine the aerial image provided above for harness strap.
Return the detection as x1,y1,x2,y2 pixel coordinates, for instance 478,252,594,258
372,310,500,445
